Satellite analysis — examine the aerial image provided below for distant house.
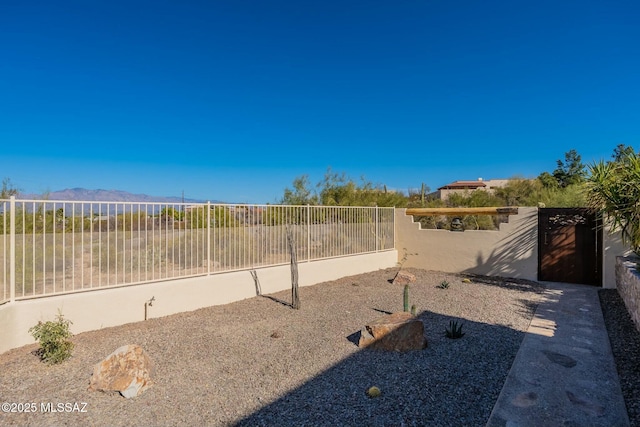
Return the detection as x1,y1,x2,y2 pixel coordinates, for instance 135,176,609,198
433,178,509,200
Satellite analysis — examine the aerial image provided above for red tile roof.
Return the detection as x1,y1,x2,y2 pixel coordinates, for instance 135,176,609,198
437,180,487,190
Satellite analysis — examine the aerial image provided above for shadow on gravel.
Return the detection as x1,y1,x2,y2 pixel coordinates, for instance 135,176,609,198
260,294,294,308
233,309,530,427
461,274,546,294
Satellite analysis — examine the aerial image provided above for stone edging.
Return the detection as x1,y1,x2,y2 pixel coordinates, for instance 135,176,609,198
615,256,640,332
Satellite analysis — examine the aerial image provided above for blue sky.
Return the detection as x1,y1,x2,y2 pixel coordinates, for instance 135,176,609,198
1,1,638,203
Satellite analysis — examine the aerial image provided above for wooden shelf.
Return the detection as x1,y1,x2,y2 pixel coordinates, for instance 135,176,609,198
405,207,519,216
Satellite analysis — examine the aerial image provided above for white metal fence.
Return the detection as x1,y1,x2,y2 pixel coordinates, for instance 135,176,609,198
0,198,394,303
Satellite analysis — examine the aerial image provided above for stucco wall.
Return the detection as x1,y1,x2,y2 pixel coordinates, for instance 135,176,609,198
395,207,539,280
603,229,631,288
396,208,630,288
0,250,397,355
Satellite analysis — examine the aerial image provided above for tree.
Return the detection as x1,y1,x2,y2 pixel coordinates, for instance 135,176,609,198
445,190,502,230
281,168,407,207
317,169,408,206
612,143,636,162
281,175,318,205
317,169,354,205
539,184,586,207
587,148,640,254
494,178,541,206
537,171,558,189
552,149,586,188
161,207,184,221
1,178,18,198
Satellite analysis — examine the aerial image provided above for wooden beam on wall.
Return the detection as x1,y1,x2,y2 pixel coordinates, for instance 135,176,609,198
405,207,519,216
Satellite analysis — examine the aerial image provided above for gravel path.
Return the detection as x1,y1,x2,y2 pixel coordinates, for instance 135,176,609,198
1,268,546,426
599,289,640,427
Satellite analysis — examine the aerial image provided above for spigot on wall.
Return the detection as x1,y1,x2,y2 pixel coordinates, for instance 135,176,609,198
144,296,155,320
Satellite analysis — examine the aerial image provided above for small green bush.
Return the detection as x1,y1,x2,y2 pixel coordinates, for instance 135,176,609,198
29,312,74,365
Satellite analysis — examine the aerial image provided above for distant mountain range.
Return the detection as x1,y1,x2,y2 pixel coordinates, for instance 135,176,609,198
17,188,220,204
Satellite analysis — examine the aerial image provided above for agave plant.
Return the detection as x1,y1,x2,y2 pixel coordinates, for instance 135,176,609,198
586,151,640,255
437,280,450,289
445,320,465,339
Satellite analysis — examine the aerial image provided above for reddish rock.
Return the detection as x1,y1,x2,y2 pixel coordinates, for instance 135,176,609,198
392,270,416,285
88,344,154,398
358,312,427,351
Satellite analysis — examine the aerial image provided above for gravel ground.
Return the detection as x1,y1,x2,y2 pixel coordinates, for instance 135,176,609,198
0,268,546,427
598,289,640,427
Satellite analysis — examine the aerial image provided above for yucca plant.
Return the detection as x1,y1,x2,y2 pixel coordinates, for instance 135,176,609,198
586,151,640,255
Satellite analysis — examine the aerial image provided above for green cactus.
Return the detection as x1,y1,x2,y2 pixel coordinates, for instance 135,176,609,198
411,305,417,316
367,386,381,398
403,284,410,312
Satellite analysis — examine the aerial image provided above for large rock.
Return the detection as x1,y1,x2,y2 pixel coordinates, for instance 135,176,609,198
88,344,154,398
358,312,427,351
392,270,416,285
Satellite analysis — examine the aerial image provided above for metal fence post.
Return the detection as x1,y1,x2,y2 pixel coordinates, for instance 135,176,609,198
375,205,379,252
393,207,396,250
207,201,211,275
307,204,311,262
9,196,15,303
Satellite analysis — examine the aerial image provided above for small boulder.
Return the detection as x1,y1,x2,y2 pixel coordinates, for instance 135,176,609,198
358,312,427,351
392,270,416,285
88,344,154,398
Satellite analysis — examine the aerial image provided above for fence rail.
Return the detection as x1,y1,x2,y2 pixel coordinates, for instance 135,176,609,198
0,198,394,303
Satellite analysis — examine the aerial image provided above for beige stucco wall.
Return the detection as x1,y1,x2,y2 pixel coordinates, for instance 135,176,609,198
0,250,397,355
603,228,631,288
395,207,539,280
396,207,632,288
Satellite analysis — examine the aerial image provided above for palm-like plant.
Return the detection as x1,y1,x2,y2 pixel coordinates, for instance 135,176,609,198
586,151,640,255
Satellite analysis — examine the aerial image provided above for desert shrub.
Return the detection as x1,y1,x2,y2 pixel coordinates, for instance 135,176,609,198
29,312,74,365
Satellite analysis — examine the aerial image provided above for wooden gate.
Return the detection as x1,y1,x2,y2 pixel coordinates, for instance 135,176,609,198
538,208,602,286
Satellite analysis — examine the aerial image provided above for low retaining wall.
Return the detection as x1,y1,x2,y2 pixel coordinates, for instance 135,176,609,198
0,250,397,354
616,256,640,332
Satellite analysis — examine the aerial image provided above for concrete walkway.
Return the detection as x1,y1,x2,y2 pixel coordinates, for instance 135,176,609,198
487,282,629,427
